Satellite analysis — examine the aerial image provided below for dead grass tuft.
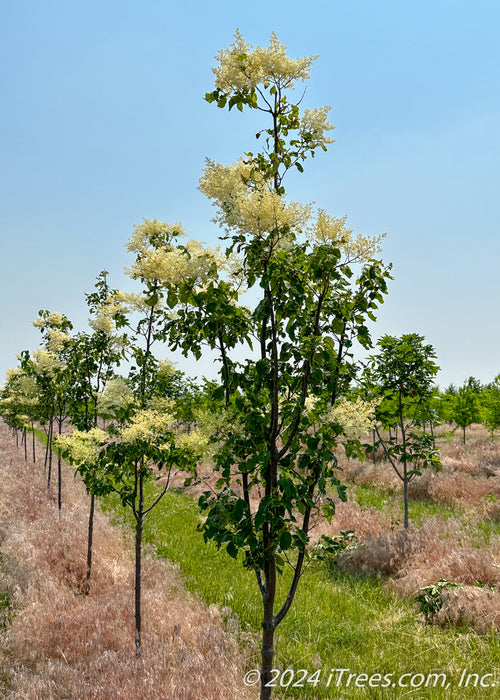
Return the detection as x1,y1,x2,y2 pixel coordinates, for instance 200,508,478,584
436,586,500,633
0,421,256,699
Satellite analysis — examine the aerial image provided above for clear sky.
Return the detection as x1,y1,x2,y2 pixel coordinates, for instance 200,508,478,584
1,0,499,389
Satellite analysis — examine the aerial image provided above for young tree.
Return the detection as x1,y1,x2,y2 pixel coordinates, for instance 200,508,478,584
20,311,73,508
62,271,126,592
481,375,500,440
0,366,40,460
166,33,391,699
452,378,482,443
367,333,440,530
69,220,207,653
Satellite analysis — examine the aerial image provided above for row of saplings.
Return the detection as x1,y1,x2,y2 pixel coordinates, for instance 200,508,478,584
3,32,499,700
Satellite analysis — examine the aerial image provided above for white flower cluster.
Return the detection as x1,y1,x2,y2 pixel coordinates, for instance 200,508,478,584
32,311,65,329
310,211,385,262
200,159,310,239
213,30,317,94
55,427,108,466
327,396,380,440
31,348,66,374
300,107,335,149
126,219,186,255
119,409,175,444
124,218,224,290
98,377,136,418
46,328,70,353
89,294,131,335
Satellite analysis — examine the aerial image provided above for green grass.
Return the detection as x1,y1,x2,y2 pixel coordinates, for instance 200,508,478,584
353,479,463,527
102,485,500,699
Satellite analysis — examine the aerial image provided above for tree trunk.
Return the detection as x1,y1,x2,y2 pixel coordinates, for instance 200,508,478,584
24,428,27,461
403,472,409,530
463,426,466,444
47,421,53,488
260,620,276,700
84,493,95,595
44,425,50,470
260,583,276,700
372,429,376,464
32,423,36,463
57,420,63,511
135,473,144,656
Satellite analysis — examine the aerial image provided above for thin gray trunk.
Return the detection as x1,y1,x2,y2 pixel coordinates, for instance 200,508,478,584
260,571,276,700
84,493,95,595
135,472,144,656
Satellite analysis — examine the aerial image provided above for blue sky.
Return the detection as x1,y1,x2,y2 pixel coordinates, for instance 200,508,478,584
1,0,499,389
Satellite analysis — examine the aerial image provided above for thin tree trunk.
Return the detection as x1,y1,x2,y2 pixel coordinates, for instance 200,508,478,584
57,419,63,511
32,422,36,463
44,425,50,470
47,420,53,488
463,426,466,444
400,398,409,530
260,574,276,700
135,473,144,656
403,469,409,530
372,429,376,464
84,493,95,595
24,428,27,461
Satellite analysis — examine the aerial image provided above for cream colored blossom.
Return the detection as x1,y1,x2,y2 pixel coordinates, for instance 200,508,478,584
200,159,311,238
46,328,70,353
120,409,174,443
5,367,22,382
213,30,317,94
147,396,176,413
48,311,64,327
126,237,224,289
300,106,335,149
190,406,246,463
98,377,136,417
109,291,150,314
55,428,108,466
89,312,115,335
327,396,380,440
309,211,385,261
89,293,135,333
32,317,46,329
32,349,66,374
126,218,186,256
175,430,209,456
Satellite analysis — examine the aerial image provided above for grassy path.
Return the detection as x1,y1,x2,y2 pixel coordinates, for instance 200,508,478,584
104,486,500,699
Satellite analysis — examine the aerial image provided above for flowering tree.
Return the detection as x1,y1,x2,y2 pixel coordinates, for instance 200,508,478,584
60,271,127,592
67,220,211,653
0,366,40,459
366,333,440,529
20,311,73,509
165,33,391,699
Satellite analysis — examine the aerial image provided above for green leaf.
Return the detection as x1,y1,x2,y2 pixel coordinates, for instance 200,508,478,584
279,530,292,550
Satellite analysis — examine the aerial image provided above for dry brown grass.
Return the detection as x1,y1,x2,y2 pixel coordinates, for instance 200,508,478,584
436,586,500,633
0,422,256,699
339,515,500,634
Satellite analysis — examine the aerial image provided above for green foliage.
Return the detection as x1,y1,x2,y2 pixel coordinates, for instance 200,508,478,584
480,376,500,439
452,380,482,443
313,529,358,561
414,579,459,623
366,334,440,529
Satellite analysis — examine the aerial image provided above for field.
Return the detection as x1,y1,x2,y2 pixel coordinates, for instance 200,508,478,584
1,420,500,698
